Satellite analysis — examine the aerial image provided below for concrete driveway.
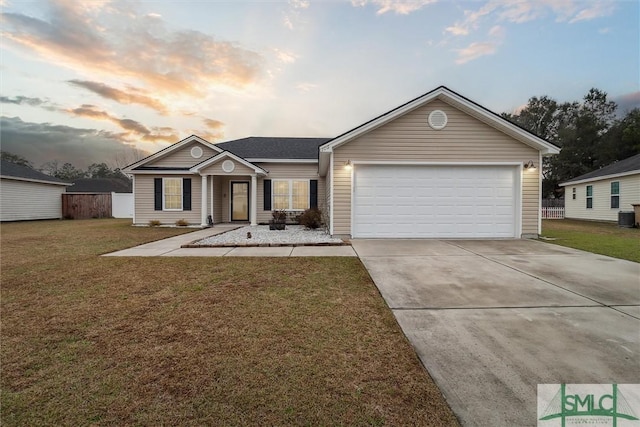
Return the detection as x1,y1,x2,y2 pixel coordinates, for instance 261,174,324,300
352,239,640,427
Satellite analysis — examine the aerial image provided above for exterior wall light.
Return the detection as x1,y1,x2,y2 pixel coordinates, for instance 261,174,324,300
524,160,536,171
344,160,352,170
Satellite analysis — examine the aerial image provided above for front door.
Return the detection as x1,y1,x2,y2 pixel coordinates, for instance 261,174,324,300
231,181,249,221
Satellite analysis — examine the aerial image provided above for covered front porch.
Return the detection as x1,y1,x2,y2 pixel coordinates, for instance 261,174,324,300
191,151,268,227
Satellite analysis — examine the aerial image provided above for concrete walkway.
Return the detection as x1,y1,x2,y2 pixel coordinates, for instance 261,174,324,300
103,225,357,257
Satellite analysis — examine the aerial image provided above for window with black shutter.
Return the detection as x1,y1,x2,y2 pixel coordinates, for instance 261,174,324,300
310,179,318,209
154,178,162,210
263,179,271,211
183,178,192,211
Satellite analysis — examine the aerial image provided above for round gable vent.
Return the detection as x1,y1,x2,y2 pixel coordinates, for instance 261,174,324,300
190,146,203,159
428,110,448,130
222,160,235,173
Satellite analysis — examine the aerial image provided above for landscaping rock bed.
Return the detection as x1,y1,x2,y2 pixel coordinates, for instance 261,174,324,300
184,225,346,247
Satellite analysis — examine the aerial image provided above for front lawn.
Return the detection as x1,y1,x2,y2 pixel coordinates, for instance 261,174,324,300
1,219,458,426
541,219,640,262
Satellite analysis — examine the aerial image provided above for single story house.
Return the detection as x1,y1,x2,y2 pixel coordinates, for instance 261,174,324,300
123,86,560,238
1,160,71,221
559,153,640,222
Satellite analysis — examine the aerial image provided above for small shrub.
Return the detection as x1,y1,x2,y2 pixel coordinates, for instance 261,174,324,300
298,208,322,229
271,210,287,223
175,219,189,227
148,220,161,227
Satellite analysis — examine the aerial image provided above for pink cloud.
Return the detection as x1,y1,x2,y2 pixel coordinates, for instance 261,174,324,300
455,41,498,64
1,0,265,96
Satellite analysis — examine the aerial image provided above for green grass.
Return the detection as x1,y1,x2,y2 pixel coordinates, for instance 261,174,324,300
1,219,459,426
541,219,640,262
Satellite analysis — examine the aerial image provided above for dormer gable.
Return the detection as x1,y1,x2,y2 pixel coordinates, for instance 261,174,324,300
122,135,222,173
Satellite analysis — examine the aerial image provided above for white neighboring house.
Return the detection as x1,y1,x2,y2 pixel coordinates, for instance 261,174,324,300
559,153,640,222
1,160,71,221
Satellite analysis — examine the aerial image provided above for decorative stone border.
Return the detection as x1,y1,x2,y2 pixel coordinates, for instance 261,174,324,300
181,241,349,248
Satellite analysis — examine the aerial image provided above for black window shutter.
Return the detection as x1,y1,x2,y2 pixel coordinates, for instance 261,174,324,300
310,180,318,209
154,178,162,211
183,178,192,211
263,179,271,211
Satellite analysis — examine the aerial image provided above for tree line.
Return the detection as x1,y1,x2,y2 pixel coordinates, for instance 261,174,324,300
503,88,639,197
0,152,130,183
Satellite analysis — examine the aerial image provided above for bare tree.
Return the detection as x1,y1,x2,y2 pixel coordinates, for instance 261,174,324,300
111,146,149,171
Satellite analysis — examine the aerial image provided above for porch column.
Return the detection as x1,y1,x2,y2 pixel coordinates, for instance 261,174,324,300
209,176,214,225
201,174,208,227
250,174,257,226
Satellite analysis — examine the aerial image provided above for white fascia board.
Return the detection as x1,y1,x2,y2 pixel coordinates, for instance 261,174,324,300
245,158,317,163
127,170,194,175
190,151,268,175
122,135,222,173
440,91,560,155
0,175,72,186
559,170,640,186
320,89,442,153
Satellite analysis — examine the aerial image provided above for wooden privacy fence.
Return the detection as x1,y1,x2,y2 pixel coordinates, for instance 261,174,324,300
62,194,112,219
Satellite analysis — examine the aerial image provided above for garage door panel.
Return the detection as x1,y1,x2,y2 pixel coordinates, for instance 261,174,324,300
353,165,517,238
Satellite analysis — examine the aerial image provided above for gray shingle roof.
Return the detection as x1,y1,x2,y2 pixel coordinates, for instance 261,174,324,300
0,160,69,184
216,137,331,159
67,178,132,193
561,153,640,185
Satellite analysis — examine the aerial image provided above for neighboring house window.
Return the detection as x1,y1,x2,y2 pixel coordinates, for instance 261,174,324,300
572,188,576,200
611,181,620,209
272,179,309,210
164,178,182,210
586,185,593,209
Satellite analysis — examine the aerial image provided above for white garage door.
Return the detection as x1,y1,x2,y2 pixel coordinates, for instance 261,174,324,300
353,165,518,238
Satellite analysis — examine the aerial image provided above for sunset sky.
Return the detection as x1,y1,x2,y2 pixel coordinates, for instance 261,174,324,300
1,0,638,169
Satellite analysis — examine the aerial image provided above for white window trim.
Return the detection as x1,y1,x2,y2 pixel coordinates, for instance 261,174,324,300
163,177,183,211
586,185,593,209
272,179,310,211
610,181,620,209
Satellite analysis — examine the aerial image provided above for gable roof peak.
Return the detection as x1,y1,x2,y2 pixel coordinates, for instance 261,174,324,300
122,134,221,173
319,85,560,155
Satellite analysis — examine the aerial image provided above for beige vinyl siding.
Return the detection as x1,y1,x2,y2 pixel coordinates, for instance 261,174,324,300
147,142,219,168
200,159,256,175
134,175,201,225
1,178,66,221
565,174,640,221
332,99,540,236
254,163,324,224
